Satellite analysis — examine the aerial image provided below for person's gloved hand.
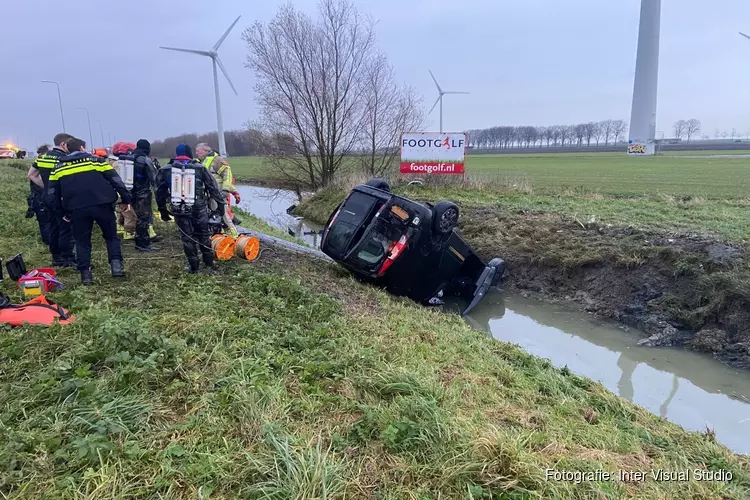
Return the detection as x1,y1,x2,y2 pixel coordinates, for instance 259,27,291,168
233,192,241,203
160,208,172,222
25,208,35,219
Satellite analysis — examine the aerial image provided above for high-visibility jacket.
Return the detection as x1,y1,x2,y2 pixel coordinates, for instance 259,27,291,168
32,148,66,189
47,151,132,213
202,152,236,193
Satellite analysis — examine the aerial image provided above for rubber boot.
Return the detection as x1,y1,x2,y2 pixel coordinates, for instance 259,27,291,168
203,253,218,272
135,245,160,253
110,259,126,278
184,257,200,273
149,226,163,243
123,232,135,241
80,269,93,286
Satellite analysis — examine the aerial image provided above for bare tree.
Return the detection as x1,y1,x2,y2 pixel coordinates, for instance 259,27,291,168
583,122,597,147
600,119,614,146
559,125,570,147
731,128,738,140
359,54,424,177
612,120,627,145
684,119,701,143
673,120,687,140
244,0,378,188
592,121,604,146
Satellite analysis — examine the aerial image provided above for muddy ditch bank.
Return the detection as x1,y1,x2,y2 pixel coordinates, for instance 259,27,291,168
293,190,750,369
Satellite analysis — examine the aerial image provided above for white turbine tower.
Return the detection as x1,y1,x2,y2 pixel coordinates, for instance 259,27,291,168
628,0,661,156
160,16,241,158
428,70,468,133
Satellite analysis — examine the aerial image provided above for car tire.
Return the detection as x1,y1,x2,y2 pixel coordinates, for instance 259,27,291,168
366,178,391,192
488,257,506,286
433,201,460,235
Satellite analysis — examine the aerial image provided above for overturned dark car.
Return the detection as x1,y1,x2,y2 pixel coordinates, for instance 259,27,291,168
320,179,506,316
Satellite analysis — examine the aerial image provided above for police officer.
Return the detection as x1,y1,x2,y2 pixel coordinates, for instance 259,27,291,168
25,144,52,245
46,137,132,285
156,144,225,273
124,139,158,252
196,143,241,237
27,133,76,267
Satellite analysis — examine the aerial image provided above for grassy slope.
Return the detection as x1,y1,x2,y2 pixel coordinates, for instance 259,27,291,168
229,152,750,199
1,165,750,498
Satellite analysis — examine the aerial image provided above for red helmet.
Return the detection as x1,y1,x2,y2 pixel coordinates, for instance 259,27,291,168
112,141,136,156
93,148,108,158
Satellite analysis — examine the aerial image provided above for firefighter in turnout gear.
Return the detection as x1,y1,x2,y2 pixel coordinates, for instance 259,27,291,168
156,144,226,273
196,143,240,238
25,144,52,245
27,133,76,267
122,139,158,252
46,137,132,285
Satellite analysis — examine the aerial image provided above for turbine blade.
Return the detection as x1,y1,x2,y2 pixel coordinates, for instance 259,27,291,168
214,15,242,51
215,57,238,95
160,46,212,56
740,32,750,41
444,91,470,95
428,70,443,93
428,95,441,115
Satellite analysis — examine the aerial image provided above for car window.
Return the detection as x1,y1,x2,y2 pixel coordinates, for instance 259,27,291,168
357,234,388,264
338,192,378,225
326,223,355,256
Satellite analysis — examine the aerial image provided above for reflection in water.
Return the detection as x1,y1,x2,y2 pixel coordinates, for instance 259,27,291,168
616,354,636,403
461,292,750,454
236,185,324,248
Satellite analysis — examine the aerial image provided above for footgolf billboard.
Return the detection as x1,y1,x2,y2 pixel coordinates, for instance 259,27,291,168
400,132,466,174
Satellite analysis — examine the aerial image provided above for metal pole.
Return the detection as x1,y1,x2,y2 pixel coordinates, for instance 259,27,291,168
628,0,661,156
42,80,66,132
108,132,112,147
77,108,93,150
213,57,227,157
99,124,105,148
439,95,443,134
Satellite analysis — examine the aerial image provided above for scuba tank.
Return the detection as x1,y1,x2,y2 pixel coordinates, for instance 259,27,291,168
170,162,197,215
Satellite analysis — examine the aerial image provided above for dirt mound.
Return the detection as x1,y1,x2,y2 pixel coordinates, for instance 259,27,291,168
460,208,750,369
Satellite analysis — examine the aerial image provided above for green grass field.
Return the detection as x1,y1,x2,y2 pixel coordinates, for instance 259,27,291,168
228,152,750,199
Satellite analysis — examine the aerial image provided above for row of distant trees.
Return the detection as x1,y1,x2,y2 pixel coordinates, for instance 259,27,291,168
465,120,629,150
672,119,701,143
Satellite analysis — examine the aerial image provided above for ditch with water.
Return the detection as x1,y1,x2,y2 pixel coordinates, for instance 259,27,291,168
236,184,750,454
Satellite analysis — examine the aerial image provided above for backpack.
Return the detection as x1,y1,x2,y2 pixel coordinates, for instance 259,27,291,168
114,155,135,190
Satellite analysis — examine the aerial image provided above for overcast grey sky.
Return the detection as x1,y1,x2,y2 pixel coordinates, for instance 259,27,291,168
3,0,750,149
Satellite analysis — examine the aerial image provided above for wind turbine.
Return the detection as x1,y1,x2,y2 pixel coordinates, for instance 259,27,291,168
160,16,241,158
428,70,468,133
628,0,661,156
739,32,750,41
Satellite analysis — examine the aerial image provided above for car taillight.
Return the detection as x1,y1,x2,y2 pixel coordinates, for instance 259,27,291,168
322,207,342,247
377,235,408,277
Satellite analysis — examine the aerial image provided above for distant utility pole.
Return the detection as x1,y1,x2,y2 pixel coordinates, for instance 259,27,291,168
41,80,66,132
76,108,94,151
628,0,661,156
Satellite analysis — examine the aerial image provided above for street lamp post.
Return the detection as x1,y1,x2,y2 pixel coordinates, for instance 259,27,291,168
93,122,105,148
41,80,66,132
77,108,94,151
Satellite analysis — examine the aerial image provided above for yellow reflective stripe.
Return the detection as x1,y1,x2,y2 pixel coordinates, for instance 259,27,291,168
203,154,216,170
35,158,58,169
50,161,112,181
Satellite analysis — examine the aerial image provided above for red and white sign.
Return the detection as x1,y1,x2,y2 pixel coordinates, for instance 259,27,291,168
400,132,466,174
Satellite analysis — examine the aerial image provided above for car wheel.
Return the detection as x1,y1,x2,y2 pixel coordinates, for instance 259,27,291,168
433,201,460,235
366,178,391,192
488,258,506,286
